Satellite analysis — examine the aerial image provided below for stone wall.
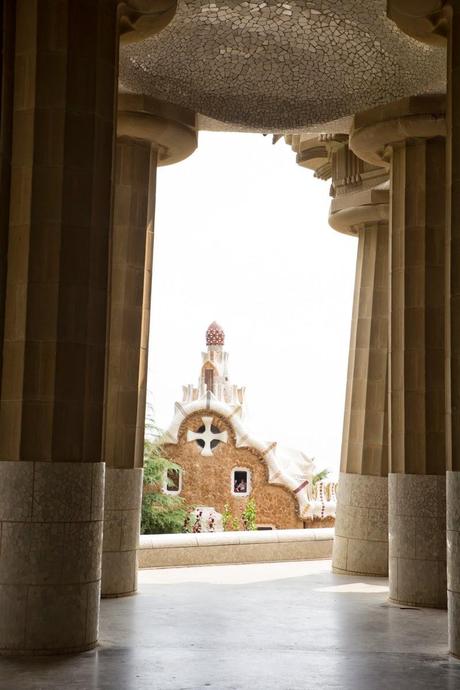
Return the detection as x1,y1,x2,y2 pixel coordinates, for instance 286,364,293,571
138,528,334,568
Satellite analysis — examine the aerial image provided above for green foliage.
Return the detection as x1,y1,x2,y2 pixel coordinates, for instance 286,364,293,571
222,500,257,531
141,434,188,535
312,468,330,485
241,498,257,531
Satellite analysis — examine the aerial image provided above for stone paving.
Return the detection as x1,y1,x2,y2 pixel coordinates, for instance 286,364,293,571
1,560,459,689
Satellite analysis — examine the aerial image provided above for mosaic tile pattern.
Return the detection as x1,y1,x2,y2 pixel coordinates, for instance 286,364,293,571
119,0,446,132
206,321,225,345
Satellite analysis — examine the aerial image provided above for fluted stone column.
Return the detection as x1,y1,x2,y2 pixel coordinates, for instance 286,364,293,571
351,95,447,608
0,0,118,654
0,0,177,655
386,0,459,649
446,1,460,657
329,144,390,577
332,220,389,577
285,135,390,576
0,0,15,389
101,95,197,597
389,136,447,608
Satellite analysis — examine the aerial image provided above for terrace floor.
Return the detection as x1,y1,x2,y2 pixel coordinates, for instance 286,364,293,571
1,560,460,689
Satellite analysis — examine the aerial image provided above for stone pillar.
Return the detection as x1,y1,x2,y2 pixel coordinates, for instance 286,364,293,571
101,95,196,597
386,0,459,648
351,95,447,608
0,0,178,656
389,136,446,608
285,136,390,576
329,144,390,577
446,1,460,657
0,0,118,654
0,0,15,388
332,220,389,577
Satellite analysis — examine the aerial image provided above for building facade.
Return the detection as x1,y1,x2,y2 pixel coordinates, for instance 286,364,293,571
161,322,336,530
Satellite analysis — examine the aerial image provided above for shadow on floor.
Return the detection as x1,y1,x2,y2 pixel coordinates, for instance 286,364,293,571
1,560,459,690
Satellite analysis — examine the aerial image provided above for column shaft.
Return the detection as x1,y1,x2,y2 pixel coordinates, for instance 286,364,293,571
105,138,156,470
0,0,118,654
341,223,389,477
389,136,447,608
447,3,460,656
333,222,389,576
102,136,157,597
101,95,196,598
0,0,15,388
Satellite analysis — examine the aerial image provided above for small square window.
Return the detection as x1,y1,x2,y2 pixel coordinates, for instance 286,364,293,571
232,468,250,496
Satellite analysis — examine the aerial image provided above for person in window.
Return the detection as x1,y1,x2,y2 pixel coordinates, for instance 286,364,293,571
235,478,247,493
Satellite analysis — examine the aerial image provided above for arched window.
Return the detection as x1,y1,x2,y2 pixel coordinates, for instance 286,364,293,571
231,468,251,496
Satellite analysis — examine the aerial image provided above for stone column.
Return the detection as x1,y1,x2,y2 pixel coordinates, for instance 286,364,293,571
0,0,177,656
386,0,460,649
0,0,118,654
0,0,15,388
332,220,390,577
101,95,196,598
329,144,390,577
351,95,447,608
285,136,390,576
446,1,460,658
389,135,446,608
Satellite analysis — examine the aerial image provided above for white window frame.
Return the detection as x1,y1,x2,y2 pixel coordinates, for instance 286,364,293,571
231,467,251,497
163,467,182,495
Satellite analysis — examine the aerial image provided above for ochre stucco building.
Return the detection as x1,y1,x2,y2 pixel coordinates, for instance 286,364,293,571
164,410,304,530
161,322,335,530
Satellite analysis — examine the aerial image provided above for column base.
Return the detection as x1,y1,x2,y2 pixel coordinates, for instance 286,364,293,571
332,473,388,577
389,473,446,609
448,471,460,655
0,460,104,655
101,467,143,598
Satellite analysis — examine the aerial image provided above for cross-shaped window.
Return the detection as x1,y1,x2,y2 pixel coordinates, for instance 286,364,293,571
186,416,228,456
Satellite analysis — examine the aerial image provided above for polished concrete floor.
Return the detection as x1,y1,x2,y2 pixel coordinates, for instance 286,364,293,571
1,560,460,689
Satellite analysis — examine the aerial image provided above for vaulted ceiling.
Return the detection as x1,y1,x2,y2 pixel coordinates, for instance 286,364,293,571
119,0,446,132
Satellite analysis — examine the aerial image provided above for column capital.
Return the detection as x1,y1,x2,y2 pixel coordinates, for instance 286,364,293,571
117,93,197,165
285,133,348,180
349,95,446,168
328,188,389,236
327,138,389,235
119,0,177,44
286,133,390,236
387,0,449,45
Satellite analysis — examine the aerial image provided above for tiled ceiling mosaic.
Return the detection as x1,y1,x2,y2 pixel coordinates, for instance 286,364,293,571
119,0,446,132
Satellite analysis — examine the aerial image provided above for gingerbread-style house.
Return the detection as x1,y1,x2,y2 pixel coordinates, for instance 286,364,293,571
161,322,336,530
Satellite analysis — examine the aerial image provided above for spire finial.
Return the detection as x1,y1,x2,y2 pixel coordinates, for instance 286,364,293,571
206,321,224,346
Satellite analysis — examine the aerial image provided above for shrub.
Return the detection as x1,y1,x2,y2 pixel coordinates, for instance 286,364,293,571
241,498,257,531
141,435,188,535
223,499,257,531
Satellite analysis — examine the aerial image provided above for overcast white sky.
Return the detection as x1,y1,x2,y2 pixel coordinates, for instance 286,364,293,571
147,132,358,478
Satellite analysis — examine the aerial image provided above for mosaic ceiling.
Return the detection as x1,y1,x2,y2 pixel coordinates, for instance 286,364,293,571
119,0,446,132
